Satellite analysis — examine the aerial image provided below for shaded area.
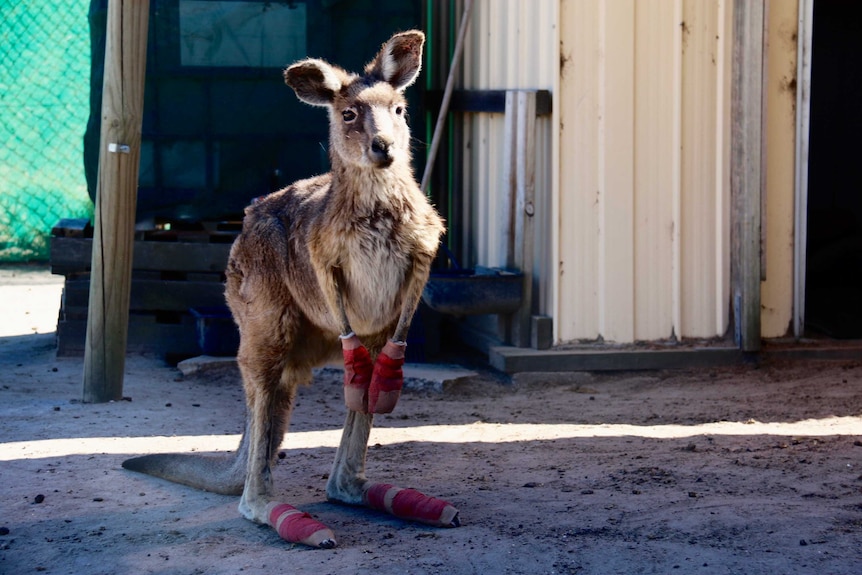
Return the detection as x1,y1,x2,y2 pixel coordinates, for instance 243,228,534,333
806,0,862,338
84,0,427,224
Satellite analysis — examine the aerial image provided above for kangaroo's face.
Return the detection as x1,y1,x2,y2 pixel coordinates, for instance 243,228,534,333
330,81,410,169
284,31,424,170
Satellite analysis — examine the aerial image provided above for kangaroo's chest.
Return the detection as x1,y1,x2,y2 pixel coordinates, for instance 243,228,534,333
339,208,414,330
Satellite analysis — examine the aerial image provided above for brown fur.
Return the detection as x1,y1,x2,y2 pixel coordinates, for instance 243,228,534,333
123,31,447,547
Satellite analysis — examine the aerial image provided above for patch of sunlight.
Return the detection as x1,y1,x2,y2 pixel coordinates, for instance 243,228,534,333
1,417,860,461
0,282,64,337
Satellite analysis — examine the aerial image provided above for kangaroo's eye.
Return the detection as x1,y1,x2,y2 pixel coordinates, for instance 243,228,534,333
342,108,357,123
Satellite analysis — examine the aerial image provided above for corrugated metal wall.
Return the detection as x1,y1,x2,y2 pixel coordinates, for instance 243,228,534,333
459,0,798,346
761,0,798,338
556,0,732,343
459,0,558,313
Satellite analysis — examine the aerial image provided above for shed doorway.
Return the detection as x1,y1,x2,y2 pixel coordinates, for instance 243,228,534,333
803,0,862,339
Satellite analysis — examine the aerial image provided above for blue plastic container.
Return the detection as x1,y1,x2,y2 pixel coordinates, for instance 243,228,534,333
190,306,240,356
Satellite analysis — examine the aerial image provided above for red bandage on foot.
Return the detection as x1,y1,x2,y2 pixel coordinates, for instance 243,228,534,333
368,351,405,414
343,345,372,412
269,503,336,548
364,483,460,527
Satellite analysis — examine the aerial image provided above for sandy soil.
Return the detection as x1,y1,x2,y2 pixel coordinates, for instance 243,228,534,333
1,265,861,575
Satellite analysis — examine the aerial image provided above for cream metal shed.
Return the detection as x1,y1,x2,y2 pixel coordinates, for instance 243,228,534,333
434,0,853,368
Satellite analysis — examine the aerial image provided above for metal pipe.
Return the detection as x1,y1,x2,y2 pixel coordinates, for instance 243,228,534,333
420,0,473,193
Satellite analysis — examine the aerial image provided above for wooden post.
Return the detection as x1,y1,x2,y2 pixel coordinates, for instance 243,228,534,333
730,0,765,352
83,0,150,403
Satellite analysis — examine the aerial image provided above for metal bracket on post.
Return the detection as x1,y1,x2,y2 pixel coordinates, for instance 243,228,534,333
107,143,131,154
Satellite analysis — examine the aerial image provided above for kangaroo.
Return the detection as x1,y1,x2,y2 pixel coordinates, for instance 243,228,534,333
122,30,455,548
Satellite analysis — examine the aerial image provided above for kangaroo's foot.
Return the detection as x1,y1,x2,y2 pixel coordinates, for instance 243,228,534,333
264,501,336,548
239,480,337,549
326,411,459,528
363,483,460,527
327,475,459,528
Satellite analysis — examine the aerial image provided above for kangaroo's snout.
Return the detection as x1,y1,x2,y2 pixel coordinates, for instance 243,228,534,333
369,134,394,167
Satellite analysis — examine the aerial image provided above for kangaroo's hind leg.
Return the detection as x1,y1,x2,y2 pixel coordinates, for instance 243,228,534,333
234,344,337,548
326,410,460,528
231,301,337,548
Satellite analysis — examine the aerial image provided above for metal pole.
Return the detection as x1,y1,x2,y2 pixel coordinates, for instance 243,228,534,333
420,0,474,193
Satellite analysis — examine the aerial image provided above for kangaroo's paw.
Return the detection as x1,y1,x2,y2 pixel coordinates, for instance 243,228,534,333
342,345,373,413
363,483,460,528
267,502,337,549
368,342,406,414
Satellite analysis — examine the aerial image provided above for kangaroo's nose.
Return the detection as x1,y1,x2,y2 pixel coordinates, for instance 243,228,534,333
370,135,393,165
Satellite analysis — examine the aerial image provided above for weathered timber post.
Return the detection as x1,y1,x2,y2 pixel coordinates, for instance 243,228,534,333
730,0,765,353
83,0,150,402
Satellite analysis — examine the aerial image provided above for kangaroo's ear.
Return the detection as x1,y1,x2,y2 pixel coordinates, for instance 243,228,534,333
365,30,425,91
284,59,346,107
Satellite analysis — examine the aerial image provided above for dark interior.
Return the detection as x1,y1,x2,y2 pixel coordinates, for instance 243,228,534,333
84,0,426,224
804,0,862,338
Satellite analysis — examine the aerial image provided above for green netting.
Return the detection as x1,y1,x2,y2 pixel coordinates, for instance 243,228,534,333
0,0,93,262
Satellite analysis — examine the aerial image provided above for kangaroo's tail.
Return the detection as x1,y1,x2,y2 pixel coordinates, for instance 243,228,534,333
122,433,249,496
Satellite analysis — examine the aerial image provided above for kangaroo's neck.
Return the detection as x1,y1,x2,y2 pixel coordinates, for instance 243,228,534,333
329,155,417,207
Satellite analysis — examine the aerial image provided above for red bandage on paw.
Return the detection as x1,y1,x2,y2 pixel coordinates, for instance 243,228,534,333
368,352,404,414
269,503,336,548
364,483,460,527
342,345,372,412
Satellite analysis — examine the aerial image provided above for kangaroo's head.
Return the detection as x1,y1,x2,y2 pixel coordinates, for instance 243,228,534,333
284,31,425,170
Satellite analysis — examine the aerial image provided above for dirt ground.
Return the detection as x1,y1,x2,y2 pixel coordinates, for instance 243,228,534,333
1,264,861,575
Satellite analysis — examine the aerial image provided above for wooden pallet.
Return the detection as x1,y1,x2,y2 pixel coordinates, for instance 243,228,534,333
51,220,238,359
50,219,440,362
